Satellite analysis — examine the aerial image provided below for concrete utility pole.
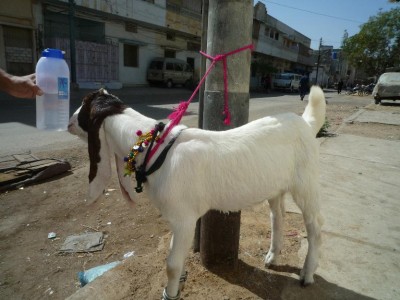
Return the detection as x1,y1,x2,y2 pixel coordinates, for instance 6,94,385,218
200,0,253,269
193,0,209,253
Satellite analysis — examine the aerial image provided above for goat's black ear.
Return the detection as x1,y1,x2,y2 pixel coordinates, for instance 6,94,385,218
78,91,101,132
87,124,112,203
80,90,127,201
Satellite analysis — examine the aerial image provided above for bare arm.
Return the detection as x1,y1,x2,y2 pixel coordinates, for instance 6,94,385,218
0,69,43,98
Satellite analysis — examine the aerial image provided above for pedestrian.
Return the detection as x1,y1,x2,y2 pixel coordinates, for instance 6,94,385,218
264,74,271,93
299,73,309,101
337,79,344,94
0,68,43,98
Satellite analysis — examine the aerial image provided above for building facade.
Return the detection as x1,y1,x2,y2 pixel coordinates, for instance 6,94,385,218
1,0,317,88
251,2,314,87
0,0,36,76
37,0,201,87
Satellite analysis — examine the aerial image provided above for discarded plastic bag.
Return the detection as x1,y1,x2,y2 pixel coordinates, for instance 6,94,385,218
78,261,121,287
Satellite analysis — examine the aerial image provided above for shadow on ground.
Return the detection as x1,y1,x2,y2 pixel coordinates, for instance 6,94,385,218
209,260,376,300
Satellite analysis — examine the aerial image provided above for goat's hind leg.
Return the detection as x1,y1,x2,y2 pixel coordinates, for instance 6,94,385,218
294,188,323,286
163,220,196,300
300,210,322,286
265,194,285,267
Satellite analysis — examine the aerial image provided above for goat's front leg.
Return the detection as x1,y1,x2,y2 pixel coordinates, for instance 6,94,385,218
265,195,284,267
163,220,196,300
168,235,189,291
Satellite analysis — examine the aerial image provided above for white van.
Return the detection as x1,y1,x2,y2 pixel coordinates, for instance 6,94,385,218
272,73,302,92
147,57,193,88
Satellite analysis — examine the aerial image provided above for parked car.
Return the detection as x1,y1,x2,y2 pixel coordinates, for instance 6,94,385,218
373,72,400,104
272,73,302,92
147,57,193,88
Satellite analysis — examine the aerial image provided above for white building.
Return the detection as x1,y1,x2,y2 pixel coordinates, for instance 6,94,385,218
251,2,314,87
1,0,315,89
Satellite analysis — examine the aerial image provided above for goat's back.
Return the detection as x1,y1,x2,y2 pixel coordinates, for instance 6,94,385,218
147,113,319,216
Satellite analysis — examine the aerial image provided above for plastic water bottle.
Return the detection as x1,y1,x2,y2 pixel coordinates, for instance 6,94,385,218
36,48,70,131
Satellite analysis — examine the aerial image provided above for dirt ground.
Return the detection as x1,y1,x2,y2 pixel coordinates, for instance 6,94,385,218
1,95,399,300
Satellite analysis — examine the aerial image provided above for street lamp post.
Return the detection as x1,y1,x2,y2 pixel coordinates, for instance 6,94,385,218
315,38,322,85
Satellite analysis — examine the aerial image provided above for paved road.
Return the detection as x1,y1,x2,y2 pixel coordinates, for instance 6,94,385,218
0,87,368,156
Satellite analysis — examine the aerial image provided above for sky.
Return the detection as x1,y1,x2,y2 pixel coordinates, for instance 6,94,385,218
257,0,398,50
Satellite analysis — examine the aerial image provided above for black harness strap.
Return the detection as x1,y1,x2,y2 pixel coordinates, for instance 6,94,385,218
135,128,184,193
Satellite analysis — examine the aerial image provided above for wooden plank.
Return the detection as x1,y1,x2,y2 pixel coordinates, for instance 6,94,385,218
0,161,18,171
14,154,39,162
19,160,58,168
0,172,30,186
0,155,14,163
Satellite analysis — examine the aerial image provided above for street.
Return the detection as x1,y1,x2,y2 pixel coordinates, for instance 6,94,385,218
0,87,369,156
1,87,399,300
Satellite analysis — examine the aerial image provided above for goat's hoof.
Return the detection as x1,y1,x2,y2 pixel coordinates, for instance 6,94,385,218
299,271,314,287
179,271,188,291
300,278,313,287
264,251,277,268
162,288,180,300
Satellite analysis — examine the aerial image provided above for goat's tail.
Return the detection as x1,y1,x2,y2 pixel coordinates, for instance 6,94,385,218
302,86,326,136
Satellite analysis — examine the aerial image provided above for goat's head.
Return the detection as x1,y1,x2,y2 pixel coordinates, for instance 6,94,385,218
68,88,128,203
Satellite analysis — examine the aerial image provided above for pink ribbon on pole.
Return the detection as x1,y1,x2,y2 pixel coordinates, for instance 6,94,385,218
200,44,254,125
147,43,253,162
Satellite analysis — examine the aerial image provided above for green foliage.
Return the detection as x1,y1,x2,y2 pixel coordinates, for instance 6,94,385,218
317,118,331,137
342,8,400,76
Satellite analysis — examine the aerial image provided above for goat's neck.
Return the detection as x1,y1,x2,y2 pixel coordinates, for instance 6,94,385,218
105,108,158,157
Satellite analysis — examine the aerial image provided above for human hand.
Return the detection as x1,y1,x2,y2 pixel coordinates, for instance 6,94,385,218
7,73,44,98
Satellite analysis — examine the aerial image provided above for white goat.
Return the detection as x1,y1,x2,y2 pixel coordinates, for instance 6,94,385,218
68,86,326,300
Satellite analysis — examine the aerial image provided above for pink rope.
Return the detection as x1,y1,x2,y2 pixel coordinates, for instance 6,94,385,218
147,43,253,162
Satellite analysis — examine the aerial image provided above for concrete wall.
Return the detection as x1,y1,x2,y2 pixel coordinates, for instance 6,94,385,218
166,5,201,36
59,0,167,27
255,23,298,63
0,0,35,73
106,22,153,85
0,0,33,27
106,21,200,85
253,1,313,75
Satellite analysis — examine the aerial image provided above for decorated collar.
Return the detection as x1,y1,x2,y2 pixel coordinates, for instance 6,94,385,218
124,122,165,177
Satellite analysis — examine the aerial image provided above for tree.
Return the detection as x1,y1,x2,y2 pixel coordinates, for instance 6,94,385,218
342,8,400,76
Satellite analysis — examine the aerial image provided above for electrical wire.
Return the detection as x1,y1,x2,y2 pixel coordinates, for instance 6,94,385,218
260,0,364,24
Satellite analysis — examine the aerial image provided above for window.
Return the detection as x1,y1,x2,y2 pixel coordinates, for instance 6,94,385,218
124,44,138,67
269,30,274,39
166,62,174,70
149,60,163,70
264,27,270,36
186,57,194,71
185,64,193,72
275,32,279,40
174,63,183,71
165,49,176,58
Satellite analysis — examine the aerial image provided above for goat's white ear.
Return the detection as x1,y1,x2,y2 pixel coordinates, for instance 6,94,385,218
87,125,112,203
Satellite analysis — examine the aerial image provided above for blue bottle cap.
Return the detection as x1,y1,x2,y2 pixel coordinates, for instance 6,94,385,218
41,48,64,59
